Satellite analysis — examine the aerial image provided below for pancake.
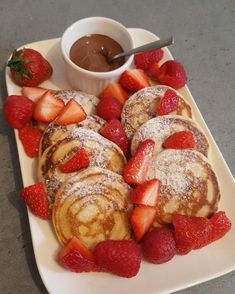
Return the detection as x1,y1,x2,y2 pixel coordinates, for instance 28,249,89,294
52,166,131,249
38,127,126,207
121,85,192,139
147,149,220,226
39,115,106,155
131,115,209,157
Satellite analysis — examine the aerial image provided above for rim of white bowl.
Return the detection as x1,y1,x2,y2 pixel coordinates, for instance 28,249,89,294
61,16,134,78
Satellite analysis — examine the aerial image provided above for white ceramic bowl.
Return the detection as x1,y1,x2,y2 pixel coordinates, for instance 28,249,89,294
61,17,134,96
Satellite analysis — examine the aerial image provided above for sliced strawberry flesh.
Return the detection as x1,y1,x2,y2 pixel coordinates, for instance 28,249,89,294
21,86,50,102
101,82,128,105
119,69,150,92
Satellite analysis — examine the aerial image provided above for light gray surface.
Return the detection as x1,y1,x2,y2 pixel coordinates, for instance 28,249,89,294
0,0,234,293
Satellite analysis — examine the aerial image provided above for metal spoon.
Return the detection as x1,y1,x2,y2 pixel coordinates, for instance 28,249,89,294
109,36,174,63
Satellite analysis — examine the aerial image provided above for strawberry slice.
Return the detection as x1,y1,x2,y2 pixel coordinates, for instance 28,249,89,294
96,95,123,121
100,119,129,156
101,82,128,105
18,125,43,157
156,89,179,115
130,179,160,207
134,49,163,70
21,86,50,102
119,69,150,92
123,139,155,185
20,182,49,219
59,148,90,173
56,99,87,125
131,205,157,241
58,236,101,273
163,131,196,149
33,90,64,122
148,62,160,79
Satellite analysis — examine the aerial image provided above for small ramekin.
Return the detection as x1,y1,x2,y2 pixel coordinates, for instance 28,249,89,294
61,17,134,96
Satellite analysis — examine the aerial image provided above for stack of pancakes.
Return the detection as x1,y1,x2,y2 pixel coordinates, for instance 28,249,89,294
38,86,220,248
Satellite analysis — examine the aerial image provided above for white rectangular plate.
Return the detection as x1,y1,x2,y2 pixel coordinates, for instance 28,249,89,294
5,28,235,294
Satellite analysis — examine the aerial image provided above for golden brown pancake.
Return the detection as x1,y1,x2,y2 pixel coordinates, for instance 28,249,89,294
131,115,209,157
52,166,131,249
147,149,220,226
121,85,192,139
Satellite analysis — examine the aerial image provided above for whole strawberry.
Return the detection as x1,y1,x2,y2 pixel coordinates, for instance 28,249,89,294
3,95,35,129
94,240,141,278
7,48,53,86
142,227,176,264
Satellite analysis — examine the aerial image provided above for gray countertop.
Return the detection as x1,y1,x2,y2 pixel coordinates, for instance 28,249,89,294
0,0,234,293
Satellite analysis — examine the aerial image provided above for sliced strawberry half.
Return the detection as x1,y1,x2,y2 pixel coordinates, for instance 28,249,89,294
148,62,160,79
21,86,50,102
156,89,179,115
163,131,196,149
134,49,163,70
130,179,160,207
58,236,101,273
101,82,128,105
56,99,87,125
131,205,157,241
100,119,129,156
20,182,49,219
123,139,155,185
59,148,90,173
119,69,150,92
33,90,64,122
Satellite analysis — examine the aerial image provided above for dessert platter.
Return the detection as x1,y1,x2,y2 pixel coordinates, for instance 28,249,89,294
4,17,235,294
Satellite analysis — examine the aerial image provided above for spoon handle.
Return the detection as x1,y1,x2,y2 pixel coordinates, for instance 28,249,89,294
112,36,174,61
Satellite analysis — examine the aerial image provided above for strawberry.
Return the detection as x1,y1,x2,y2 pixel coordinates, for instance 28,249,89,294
173,214,213,254
20,182,49,219
142,227,176,264
7,48,53,87
3,95,35,129
131,205,157,241
100,119,129,156
58,237,101,273
130,179,160,207
33,91,64,122
59,148,90,173
119,69,150,92
101,82,128,105
148,62,160,79
21,86,50,102
134,49,163,70
18,125,42,157
96,95,123,121
209,211,232,243
156,60,187,89
123,139,155,185
56,99,87,125
156,89,179,115
94,240,141,278
163,131,196,149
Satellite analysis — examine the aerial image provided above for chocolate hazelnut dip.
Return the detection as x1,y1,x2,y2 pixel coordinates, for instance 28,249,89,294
70,34,125,72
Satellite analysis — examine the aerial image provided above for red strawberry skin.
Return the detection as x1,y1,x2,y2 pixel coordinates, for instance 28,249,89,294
130,179,160,207
20,182,49,219
119,69,150,92
142,227,176,264
96,95,123,121
209,211,232,243
94,240,141,278
156,89,179,115
163,131,196,149
134,49,163,70
18,125,42,157
123,139,155,185
3,95,35,129
59,148,90,173
100,119,129,156
157,60,187,89
58,237,101,273
7,48,53,87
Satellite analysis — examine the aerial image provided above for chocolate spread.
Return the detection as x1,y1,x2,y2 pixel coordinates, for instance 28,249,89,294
69,34,125,72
